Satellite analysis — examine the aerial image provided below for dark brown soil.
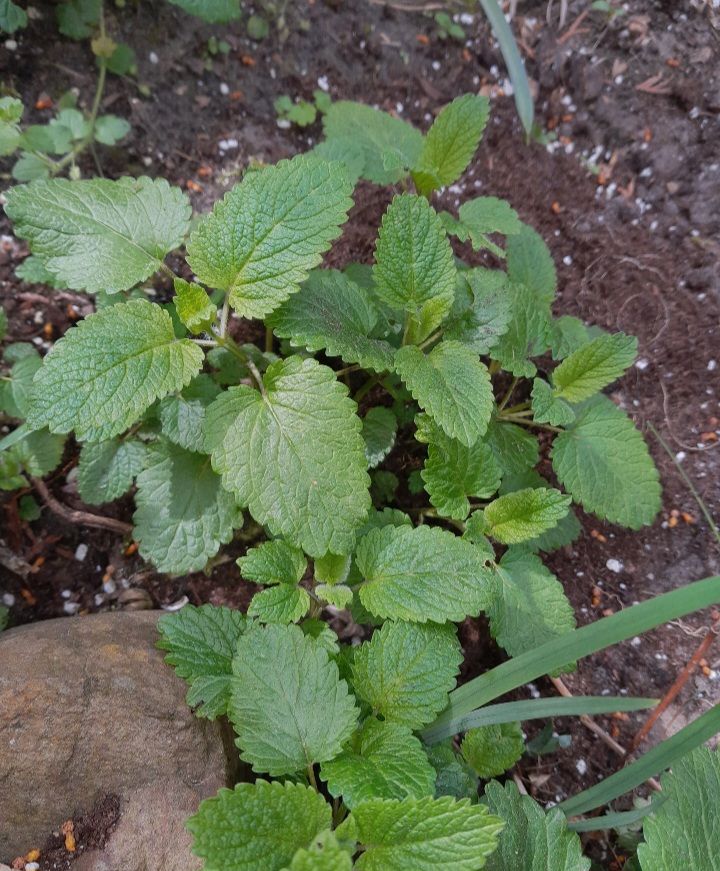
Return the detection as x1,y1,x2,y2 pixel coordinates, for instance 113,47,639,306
1,1,719,866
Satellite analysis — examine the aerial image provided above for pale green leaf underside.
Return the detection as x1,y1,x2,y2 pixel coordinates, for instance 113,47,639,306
395,342,493,447
133,440,242,574
238,538,307,586
551,395,661,529
357,524,495,623
248,585,311,624
28,300,203,442
552,332,637,403
461,722,524,779
205,356,370,557
77,437,146,504
186,155,353,319
485,781,591,871
351,620,462,730
458,197,522,241
362,407,398,469
187,780,331,871
230,623,358,775
484,487,571,545
5,176,190,293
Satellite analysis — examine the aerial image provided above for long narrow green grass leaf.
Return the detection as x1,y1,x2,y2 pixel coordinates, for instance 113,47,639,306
431,576,720,733
567,797,666,833
0,423,29,453
477,0,534,136
560,703,720,816
421,696,657,744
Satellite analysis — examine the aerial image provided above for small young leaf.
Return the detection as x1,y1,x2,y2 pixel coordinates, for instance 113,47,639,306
357,524,495,623
484,781,591,871
289,831,353,871
499,470,581,553
238,539,307,586
230,623,358,775
6,350,41,418
315,583,353,608
549,315,591,360
248,584,311,624
157,603,247,719
484,420,539,477
552,332,637,403
362,407,397,469
187,780,331,871
461,722,524,778
491,282,550,378
5,177,190,293
551,395,661,528
347,795,503,871
77,437,146,504
321,718,435,808
425,741,479,801
186,155,353,319
173,278,217,334
484,487,571,545
395,342,493,447
351,621,462,729
28,300,203,442
159,375,221,454
10,429,65,477
93,114,130,146
506,224,556,304
205,356,370,557
443,269,511,354
531,378,575,427
450,197,522,254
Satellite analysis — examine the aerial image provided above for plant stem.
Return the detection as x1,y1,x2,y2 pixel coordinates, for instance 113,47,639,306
219,295,230,338
264,325,273,353
306,764,319,792
335,364,361,378
418,329,443,351
497,376,519,413
503,400,531,415
498,413,563,433
353,375,380,404
214,332,266,397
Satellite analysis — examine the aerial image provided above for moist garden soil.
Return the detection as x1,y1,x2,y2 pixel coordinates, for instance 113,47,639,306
1,1,719,867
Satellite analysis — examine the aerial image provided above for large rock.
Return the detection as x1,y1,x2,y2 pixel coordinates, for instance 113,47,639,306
0,612,236,865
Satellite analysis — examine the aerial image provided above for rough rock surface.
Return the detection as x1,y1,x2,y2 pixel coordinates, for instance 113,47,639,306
0,612,236,864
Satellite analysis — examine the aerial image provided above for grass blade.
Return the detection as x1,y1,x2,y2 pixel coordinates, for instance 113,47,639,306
567,797,666,832
477,0,534,136
0,423,29,453
430,576,720,733
421,696,658,744
560,702,720,816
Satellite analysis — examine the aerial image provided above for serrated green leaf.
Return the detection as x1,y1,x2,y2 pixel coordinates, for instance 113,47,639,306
499,470,581,553
530,378,575,427
28,301,203,441
362,407,397,468
238,539,307,586
412,94,489,195
205,356,370,557
15,254,67,287
0,121,20,157
357,524,494,623
173,278,217,334
166,0,240,22
549,315,591,360
551,395,661,528
267,269,395,372
313,551,351,585
637,746,720,871
188,780,331,871
491,282,550,378
77,437,146,504
315,583,353,608
484,420,539,477
248,584,311,624
230,623,358,775
0,0,27,33
484,487,571,545
5,177,190,293
351,621,462,729
487,549,575,659
321,718,435,809
311,137,365,186
395,342,493,447
449,197,522,255
485,781,590,871
506,225,556,304
425,741,479,801
7,350,41,418
322,101,424,185
552,332,637,402
157,603,247,719
444,269,511,354
301,618,340,655
348,796,503,871
373,195,456,343
461,722,524,778
159,374,221,453
10,428,65,477
287,830,353,871
133,440,242,574
12,153,50,183
186,156,353,319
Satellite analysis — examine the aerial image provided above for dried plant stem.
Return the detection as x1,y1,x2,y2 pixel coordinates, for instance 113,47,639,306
32,478,133,536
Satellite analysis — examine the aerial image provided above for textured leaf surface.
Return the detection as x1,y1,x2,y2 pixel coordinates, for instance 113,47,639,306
248,584,310,624
485,781,590,871
5,177,190,293
552,332,637,402
229,623,358,775
362,407,397,468
349,796,503,871
499,470,581,553
506,225,556,303
637,746,720,871
157,603,247,719
267,269,395,372
487,549,575,659
530,378,575,427
28,300,203,441
205,356,370,556
133,441,242,574
444,269,511,354
373,195,456,342
351,621,462,729
321,718,435,809
238,539,307,586
323,101,424,184
186,156,353,319
461,723,524,778
484,488,571,545
173,278,217,333
288,831,353,871
413,95,489,195
491,282,550,378
484,420,540,477
77,437,146,504
551,396,661,528
159,374,221,453
10,428,65,477
187,780,331,871
357,524,494,622
425,741,479,801
549,316,591,360
395,342,493,447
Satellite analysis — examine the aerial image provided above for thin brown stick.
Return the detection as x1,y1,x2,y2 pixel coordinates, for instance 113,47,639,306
557,8,590,44
32,478,133,536
630,614,720,751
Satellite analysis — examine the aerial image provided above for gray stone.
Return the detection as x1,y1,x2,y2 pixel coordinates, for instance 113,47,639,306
0,612,236,864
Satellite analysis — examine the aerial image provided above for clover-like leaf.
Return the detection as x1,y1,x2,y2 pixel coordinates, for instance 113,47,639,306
77,437,146,505
461,723,524,779
551,332,637,403
484,487,571,545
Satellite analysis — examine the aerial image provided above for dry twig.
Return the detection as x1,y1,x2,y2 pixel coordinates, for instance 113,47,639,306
32,478,133,536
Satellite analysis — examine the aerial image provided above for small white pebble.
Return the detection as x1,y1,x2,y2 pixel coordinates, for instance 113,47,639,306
61,589,72,599
219,82,230,96
431,60,441,71
317,75,329,92
75,543,88,562
4,39,18,51
276,118,291,129
103,578,117,595
218,138,238,152
576,759,588,775
606,558,624,574
2,593,15,607
63,602,80,616
631,636,642,647
676,451,686,462
635,358,649,370
396,102,404,114
94,593,105,607
148,51,159,64
708,360,717,372
562,255,573,266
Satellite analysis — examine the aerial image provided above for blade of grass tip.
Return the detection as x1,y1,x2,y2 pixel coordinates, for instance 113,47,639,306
431,576,720,732
421,696,658,745
559,702,720,816
477,0,534,137
567,796,667,833
0,423,29,453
